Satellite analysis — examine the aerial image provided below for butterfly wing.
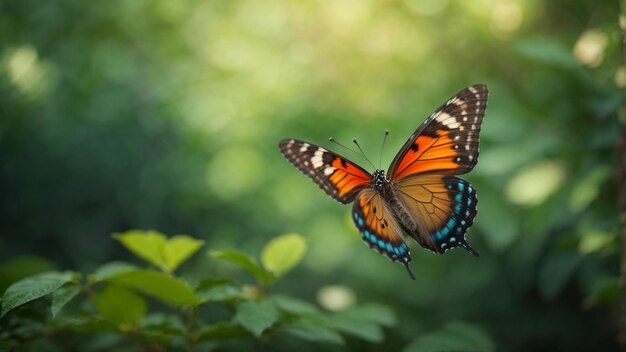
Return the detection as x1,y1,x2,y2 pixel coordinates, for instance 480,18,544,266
352,189,415,279
388,84,488,180
393,174,478,255
279,139,372,204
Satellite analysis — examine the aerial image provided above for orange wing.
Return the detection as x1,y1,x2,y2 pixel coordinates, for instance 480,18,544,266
279,139,371,204
393,174,479,255
352,189,414,279
388,84,488,180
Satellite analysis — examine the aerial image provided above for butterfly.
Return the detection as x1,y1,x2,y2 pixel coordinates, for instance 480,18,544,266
278,84,488,279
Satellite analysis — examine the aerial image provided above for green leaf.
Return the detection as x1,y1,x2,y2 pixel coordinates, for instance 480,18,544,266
271,295,320,316
90,261,138,282
538,250,582,300
194,277,236,289
0,255,56,293
52,316,114,333
109,269,198,306
93,285,147,326
404,321,495,352
324,316,383,343
140,313,186,335
209,249,276,283
320,303,396,343
235,300,279,337
339,303,396,327
282,320,344,345
199,322,251,341
196,284,242,302
51,284,81,317
261,233,307,276
163,235,205,272
1,271,76,317
114,230,167,268
113,230,204,273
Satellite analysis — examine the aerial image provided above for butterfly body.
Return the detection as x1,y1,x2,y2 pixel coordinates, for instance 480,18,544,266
366,169,417,245
279,84,488,279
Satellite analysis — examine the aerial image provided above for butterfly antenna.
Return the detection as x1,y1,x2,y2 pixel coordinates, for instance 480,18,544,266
329,137,376,169
352,139,376,169
379,130,389,169
329,137,359,155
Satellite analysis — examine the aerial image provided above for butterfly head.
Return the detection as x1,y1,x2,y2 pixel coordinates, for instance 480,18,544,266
372,169,387,193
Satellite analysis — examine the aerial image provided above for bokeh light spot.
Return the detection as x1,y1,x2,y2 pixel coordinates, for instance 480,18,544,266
506,160,566,206
578,230,614,255
573,29,608,68
491,1,523,34
3,45,58,98
317,285,356,311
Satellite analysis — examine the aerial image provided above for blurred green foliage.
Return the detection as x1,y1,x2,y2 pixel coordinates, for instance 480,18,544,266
0,0,624,350
1,231,402,351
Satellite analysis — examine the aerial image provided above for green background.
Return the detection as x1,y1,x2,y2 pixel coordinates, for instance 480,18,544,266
0,0,623,350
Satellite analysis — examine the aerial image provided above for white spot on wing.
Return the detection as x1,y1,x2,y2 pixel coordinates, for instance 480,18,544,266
311,149,325,168
436,112,451,123
436,112,463,129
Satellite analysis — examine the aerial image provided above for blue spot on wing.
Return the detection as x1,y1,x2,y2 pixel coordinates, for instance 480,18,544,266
352,191,414,279
430,177,479,256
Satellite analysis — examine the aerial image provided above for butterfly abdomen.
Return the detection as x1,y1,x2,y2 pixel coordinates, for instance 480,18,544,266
388,196,418,233
387,191,436,251
373,170,420,239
